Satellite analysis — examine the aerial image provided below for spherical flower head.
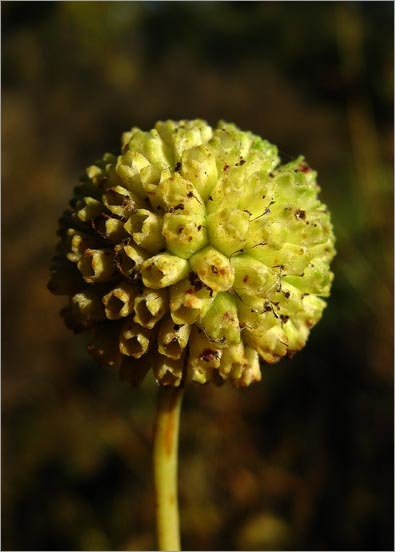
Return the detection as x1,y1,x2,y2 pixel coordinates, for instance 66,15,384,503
49,120,336,388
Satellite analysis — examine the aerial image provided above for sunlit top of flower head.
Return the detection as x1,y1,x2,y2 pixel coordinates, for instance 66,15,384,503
48,119,336,388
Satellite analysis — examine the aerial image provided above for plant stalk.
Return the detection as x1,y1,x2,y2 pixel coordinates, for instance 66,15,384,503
153,385,184,551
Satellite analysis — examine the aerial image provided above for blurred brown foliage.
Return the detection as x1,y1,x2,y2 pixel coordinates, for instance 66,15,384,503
2,2,393,550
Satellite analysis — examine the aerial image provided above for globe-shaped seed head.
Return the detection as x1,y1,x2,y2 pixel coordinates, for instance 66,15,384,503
49,120,336,388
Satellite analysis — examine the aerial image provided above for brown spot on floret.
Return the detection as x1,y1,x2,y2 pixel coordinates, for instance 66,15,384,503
188,271,203,291
295,209,306,220
211,265,218,274
243,275,249,283
169,203,184,213
206,286,214,297
298,162,310,173
194,280,203,291
122,198,135,211
200,349,219,362
263,301,272,313
223,311,234,323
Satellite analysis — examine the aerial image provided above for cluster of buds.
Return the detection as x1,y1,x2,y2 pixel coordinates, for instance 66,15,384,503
48,120,335,388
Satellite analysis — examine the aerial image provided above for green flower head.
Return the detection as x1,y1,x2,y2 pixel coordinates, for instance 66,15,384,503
49,120,336,388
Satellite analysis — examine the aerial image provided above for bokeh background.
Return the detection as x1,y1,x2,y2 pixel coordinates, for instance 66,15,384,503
2,2,393,550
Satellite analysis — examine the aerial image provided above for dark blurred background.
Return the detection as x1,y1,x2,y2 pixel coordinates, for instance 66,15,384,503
2,2,393,550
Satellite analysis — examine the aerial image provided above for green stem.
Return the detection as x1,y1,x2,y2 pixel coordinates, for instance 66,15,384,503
153,385,184,551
